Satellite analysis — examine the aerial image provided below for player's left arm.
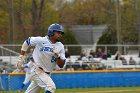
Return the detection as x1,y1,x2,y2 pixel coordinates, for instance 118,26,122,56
56,58,66,68
53,47,66,68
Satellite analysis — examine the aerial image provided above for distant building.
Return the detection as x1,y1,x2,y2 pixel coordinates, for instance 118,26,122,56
71,25,108,45
71,25,108,52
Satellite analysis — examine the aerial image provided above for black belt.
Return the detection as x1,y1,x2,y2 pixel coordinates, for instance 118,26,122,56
39,67,50,74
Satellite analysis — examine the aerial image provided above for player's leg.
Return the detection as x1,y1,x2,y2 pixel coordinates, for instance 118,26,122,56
43,74,56,93
19,72,31,92
25,81,41,93
20,83,25,90
23,72,31,85
39,74,56,93
35,72,56,93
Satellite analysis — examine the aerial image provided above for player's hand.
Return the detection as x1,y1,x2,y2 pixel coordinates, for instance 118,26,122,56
16,55,25,69
53,48,60,58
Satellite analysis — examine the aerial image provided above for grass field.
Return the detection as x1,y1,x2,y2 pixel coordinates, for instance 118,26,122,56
1,87,140,93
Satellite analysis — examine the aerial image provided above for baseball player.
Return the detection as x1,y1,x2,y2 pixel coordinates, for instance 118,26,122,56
0,73,4,91
16,23,66,93
19,61,34,92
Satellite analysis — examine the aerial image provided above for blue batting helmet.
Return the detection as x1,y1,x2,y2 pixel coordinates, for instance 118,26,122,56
48,23,64,37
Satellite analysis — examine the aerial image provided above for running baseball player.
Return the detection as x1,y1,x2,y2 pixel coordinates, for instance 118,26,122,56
18,61,34,92
16,23,66,93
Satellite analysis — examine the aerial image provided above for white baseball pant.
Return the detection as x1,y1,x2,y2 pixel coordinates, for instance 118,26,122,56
25,67,56,93
23,72,31,85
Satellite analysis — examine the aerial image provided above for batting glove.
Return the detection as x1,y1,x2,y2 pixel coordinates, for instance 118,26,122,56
16,55,25,69
53,48,60,59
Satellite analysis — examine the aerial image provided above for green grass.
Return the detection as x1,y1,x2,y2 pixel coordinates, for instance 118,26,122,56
1,87,140,93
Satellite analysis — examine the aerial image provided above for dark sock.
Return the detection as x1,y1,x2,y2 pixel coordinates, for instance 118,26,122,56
45,90,52,93
21,83,25,90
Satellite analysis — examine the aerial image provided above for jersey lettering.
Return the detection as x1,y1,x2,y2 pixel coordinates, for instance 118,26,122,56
40,47,53,52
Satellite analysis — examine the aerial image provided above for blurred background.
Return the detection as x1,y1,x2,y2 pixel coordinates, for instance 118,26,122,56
0,0,139,45
1,0,140,92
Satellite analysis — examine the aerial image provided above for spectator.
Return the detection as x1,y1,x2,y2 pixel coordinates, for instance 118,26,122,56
96,48,103,58
65,59,74,71
78,49,87,60
88,49,96,61
129,57,136,65
89,49,96,58
107,50,112,58
65,48,71,58
102,50,107,60
65,48,74,70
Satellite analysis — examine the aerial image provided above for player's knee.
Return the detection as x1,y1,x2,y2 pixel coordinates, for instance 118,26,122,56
45,85,56,93
50,86,56,93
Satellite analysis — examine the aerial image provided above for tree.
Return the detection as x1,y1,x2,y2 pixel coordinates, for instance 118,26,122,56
31,0,45,36
0,0,9,43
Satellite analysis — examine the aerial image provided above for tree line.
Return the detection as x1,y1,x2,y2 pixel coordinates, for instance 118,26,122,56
0,0,140,45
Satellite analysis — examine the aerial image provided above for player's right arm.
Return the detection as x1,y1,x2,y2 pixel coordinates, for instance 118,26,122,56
17,37,42,69
17,41,29,69
20,36,42,54
16,40,29,69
